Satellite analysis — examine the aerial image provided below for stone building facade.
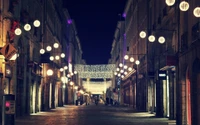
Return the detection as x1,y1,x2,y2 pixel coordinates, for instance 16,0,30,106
0,0,83,122
110,0,200,125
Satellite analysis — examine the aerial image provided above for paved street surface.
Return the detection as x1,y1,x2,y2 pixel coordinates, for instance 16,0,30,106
16,103,175,125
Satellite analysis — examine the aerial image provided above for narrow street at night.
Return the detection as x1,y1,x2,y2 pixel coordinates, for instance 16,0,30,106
15,103,174,125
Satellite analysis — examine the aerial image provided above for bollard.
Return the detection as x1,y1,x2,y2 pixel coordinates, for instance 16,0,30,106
2,94,15,125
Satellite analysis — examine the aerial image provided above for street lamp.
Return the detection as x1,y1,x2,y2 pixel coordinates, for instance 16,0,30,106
14,19,41,35
139,29,174,44
47,69,53,76
193,7,200,17
165,0,200,17
74,86,78,90
165,0,175,6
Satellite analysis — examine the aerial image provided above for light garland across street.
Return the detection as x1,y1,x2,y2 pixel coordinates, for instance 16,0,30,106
75,64,116,78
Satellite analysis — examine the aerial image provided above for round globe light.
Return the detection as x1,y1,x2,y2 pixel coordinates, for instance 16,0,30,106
179,1,189,11
24,24,31,31
64,66,68,70
124,55,129,60
47,69,53,76
165,0,175,6
74,71,78,74
158,36,166,44
15,28,22,35
148,35,156,42
120,69,124,73
130,57,134,62
46,46,52,51
139,31,146,38
33,20,40,27
128,67,132,71
53,42,59,48
135,60,140,65
121,75,124,78
116,68,120,71
70,81,74,86
67,74,71,77
40,49,45,54
74,86,78,90
119,63,123,67
55,55,60,60
118,74,121,77
61,76,68,83
61,53,65,58
49,56,54,61
114,72,118,75
124,65,128,69
124,71,128,75
193,7,200,18
60,68,64,72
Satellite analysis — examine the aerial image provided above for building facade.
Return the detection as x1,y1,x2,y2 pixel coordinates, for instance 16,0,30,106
110,0,200,125
0,0,83,122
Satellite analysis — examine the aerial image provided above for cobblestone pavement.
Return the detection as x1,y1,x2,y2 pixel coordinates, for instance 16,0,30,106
15,103,174,125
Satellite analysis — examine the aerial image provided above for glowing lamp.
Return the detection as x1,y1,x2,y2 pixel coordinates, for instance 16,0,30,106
64,66,68,70
158,36,165,44
70,81,74,86
130,57,134,62
124,65,128,69
24,24,31,31
179,1,189,11
193,7,200,18
165,0,175,6
139,31,146,38
128,67,132,71
74,86,78,90
61,53,65,58
15,28,22,35
47,69,53,76
49,56,54,61
148,35,155,42
119,63,123,67
40,49,45,54
53,43,59,48
60,68,64,72
46,46,52,51
55,55,60,60
67,74,71,77
135,60,140,65
124,55,129,60
33,20,40,27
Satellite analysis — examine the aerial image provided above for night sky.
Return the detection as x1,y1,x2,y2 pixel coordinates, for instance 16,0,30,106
64,0,127,65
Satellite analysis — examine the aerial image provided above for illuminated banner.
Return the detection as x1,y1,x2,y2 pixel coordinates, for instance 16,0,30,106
75,64,116,78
